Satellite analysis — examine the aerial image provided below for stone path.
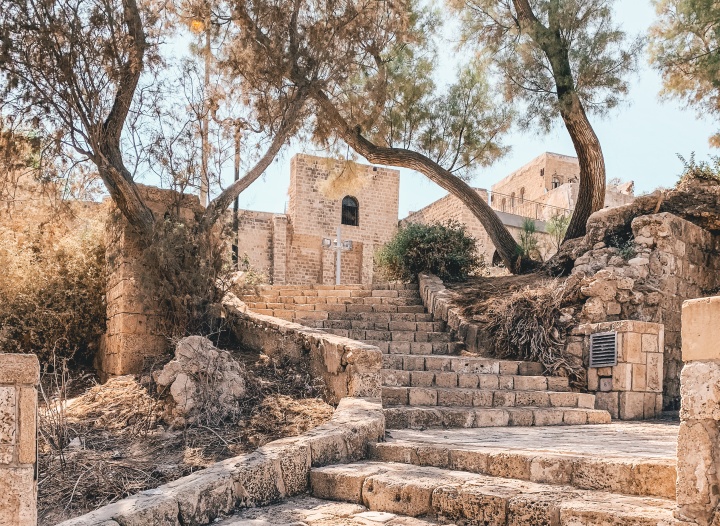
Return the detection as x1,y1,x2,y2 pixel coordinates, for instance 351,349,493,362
241,284,612,428
217,496,446,525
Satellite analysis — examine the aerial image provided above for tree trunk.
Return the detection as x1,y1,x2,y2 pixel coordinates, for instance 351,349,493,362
312,90,523,271
559,94,606,240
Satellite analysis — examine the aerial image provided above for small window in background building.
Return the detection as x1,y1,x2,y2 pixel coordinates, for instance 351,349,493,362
341,196,359,226
519,187,525,203
552,177,560,189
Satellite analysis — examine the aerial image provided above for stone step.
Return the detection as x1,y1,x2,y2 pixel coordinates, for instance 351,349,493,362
245,295,423,309
369,437,676,499
384,405,612,428
382,369,570,391
382,386,595,409
308,312,435,323
370,341,464,355
310,462,679,525
256,283,420,291
321,320,446,332
382,354,544,376
323,329,452,342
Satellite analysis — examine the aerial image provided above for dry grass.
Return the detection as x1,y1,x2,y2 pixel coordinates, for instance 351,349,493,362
448,273,586,387
38,350,332,525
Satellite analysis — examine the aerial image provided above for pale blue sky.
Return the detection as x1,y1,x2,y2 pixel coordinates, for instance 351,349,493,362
232,0,717,218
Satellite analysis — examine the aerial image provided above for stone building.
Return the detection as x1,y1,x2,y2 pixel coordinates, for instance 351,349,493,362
405,152,635,263
235,154,400,285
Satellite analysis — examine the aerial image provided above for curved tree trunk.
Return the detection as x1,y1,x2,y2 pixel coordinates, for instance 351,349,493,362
512,0,606,241
312,90,523,271
559,94,606,240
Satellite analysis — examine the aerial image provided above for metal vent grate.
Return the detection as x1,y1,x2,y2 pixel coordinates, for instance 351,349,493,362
589,331,618,368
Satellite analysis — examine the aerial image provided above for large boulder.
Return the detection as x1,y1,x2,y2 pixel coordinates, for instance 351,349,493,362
155,336,246,426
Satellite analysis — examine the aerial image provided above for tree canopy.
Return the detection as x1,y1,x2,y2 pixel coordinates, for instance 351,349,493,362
649,0,720,147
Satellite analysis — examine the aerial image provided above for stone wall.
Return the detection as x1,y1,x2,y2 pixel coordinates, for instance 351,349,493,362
56,397,385,526
234,210,275,276
491,152,581,203
0,354,39,526
573,212,720,409
99,185,203,379
223,293,383,404
569,321,664,419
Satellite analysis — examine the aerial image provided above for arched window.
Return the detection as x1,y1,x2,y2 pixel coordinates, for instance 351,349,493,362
519,187,525,203
341,196,359,226
551,176,561,189
510,192,516,210
501,198,506,212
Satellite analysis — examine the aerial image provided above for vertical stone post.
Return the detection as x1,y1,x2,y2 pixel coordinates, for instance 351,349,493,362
361,243,375,285
676,296,720,524
271,215,288,285
0,354,39,526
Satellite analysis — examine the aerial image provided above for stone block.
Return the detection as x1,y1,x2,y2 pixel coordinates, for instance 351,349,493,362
680,361,720,420
611,363,633,391
17,387,36,465
641,333,659,354
0,354,40,385
619,392,645,420
682,296,720,361
631,364,647,391
409,388,437,406
410,371,434,387
594,392,619,419
623,332,643,363
646,353,663,392
676,420,720,521
643,392,657,419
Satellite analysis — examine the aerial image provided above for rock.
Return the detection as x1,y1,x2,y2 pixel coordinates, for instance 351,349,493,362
157,336,247,425
628,257,649,267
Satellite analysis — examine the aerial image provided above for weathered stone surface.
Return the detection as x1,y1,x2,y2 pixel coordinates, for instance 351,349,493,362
682,296,720,361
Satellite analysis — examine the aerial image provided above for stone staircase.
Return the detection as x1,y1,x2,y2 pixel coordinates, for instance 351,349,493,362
241,283,612,428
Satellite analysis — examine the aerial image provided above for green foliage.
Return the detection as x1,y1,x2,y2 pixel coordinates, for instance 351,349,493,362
677,153,720,184
0,224,106,365
453,0,642,131
607,232,637,260
546,214,571,251
650,0,720,146
518,218,541,260
376,221,482,282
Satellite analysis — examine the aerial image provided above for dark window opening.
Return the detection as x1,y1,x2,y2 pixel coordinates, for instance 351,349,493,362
551,177,561,189
341,196,359,226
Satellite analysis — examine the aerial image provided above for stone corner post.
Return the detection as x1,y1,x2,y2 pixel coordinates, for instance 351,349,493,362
0,353,40,526
676,296,720,524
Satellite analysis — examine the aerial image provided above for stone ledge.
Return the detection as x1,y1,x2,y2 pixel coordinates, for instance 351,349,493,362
0,354,40,385
54,397,385,526
223,292,382,404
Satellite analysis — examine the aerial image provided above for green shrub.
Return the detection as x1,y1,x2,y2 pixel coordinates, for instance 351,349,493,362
0,221,106,366
376,221,482,282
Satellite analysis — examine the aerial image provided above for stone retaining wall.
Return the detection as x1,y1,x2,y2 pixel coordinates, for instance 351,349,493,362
0,354,39,526
223,293,382,404
570,320,664,419
55,397,385,526
573,212,720,409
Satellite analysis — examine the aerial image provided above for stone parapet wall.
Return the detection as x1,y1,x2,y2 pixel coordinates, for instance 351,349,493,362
223,293,382,404
574,212,720,409
570,321,664,420
55,397,385,526
0,354,39,526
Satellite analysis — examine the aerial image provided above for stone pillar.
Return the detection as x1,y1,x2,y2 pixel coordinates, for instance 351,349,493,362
361,243,375,284
0,354,39,526
98,185,202,380
271,215,288,285
571,320,664,420
676,296,720,524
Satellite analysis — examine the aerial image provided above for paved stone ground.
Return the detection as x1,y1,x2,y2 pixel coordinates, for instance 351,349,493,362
385,421,679,459
217,496,448,525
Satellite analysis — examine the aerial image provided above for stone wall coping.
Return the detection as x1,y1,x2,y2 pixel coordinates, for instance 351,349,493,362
54,397,385,526
0,353,40,385
572,320,664,337
682,295,720,362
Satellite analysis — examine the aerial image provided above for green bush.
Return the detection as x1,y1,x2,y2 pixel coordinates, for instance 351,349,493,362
376,221,482,282
0,221,106,366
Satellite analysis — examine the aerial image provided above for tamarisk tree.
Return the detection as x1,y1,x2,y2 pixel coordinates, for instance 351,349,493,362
451,0,641,240
225,0,533,271
0,0,306,239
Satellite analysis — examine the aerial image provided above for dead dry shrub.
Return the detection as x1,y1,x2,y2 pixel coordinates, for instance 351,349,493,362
466,275,586,387
0,219,105,365
245,395,334,447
